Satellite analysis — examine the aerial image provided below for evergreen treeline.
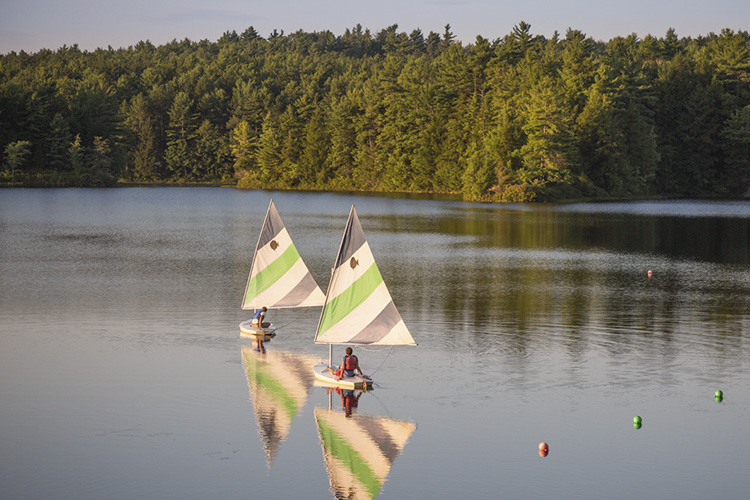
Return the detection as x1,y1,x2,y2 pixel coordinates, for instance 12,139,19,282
1,23,749,200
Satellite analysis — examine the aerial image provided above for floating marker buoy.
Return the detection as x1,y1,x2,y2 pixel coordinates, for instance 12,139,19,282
715,390,723,398
647,270,652,277
539,442,549,457
634,421,642,429
633,416,642,426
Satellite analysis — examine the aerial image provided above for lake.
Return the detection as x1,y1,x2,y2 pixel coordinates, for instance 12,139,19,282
1,188,749,500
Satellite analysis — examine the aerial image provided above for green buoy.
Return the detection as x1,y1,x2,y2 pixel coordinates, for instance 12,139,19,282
715,390,723,399
633,416,642,428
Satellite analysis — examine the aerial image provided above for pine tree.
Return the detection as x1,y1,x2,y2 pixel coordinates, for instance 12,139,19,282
4,140,32,177
299,108,331,187
165,92,196,180
230,120,258,179
89,137,115,185
125,94,162,180
661,28,682,59
47,113,72,171
195,120,231,180
722,105,750,196
327,93,359,189
517,79,577,194
69,134,86,178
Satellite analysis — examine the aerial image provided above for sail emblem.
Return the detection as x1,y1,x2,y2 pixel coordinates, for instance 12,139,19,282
350,257,358,269
270,240,279,250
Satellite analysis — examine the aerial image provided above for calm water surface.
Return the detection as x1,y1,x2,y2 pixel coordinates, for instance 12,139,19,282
1,188,749,500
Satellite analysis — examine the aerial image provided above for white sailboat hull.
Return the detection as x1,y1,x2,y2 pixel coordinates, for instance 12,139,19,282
313,363,373,390
239,320,277,338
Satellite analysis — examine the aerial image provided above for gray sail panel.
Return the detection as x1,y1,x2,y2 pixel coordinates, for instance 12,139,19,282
274,273,320,307
334,206,367,269
347,301,401,344
257,201,286,249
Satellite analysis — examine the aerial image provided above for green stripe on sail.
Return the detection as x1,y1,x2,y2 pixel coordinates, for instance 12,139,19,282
316,415,381,498
244,354,299,417
317,263,383,339
244,244,301,306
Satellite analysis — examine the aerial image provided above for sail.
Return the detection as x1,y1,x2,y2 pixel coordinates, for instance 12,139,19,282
314,206,416,346
242,200,325,310
315,407,416,500
241,347,323,467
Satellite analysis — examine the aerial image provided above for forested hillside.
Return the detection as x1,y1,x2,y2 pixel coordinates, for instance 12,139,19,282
1,23,749,200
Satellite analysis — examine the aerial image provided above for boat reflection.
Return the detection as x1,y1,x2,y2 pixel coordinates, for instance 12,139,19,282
241,346,323,467
314,402,416,500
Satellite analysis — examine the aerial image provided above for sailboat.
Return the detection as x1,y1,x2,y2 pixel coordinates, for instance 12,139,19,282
312,206,417,389
240,199,326,337
241,346,323,467
315,406,416,500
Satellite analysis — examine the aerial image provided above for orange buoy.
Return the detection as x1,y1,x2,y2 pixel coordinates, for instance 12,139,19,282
539,442,549,457
647,270,652,277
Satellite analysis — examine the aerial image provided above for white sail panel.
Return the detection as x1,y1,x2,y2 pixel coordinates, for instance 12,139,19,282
251,258,324,307
317,282,392,344
324,243,377,304
242,200,325,310
254,227,294,274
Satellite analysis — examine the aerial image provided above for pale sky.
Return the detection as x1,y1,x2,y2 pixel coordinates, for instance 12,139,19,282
1,0,748,54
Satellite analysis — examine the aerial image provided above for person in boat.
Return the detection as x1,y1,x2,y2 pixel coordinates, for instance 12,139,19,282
328,347,370,382
251,307,269,329
251,306,269,352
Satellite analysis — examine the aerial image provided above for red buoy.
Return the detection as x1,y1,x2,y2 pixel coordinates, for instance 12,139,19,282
539,442,549,457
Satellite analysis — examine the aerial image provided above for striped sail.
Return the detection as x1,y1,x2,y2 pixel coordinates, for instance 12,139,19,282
242,200,325,310
314,206,416,346
241,347,323,467
315,407,416,500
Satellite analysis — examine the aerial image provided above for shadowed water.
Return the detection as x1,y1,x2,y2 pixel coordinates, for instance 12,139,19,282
1,188,749,500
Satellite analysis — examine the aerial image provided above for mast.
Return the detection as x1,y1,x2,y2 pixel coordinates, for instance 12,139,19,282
314,210,349,346
242,199,273,309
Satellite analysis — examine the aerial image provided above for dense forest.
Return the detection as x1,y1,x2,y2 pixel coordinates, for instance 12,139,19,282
1,23,749,200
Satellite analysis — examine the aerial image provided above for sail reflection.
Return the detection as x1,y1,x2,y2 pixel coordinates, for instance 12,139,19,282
241,346,323,467
315,404,416,500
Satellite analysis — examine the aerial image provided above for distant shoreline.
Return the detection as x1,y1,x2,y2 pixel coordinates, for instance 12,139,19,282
3,181,748,203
